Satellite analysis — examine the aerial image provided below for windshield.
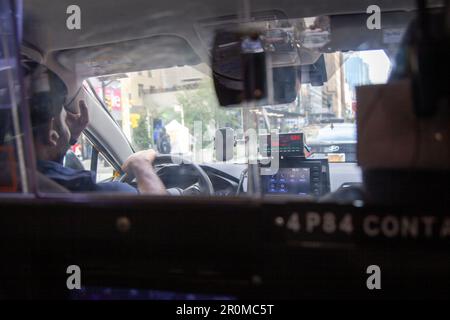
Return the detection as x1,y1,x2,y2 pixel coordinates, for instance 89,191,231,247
87,47,390,164
88,68,243,163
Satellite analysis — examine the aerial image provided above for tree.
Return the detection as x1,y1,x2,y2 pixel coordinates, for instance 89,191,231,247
176,81,242,146
132,116,151,151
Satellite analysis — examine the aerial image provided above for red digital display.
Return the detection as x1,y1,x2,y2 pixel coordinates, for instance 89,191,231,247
279,134,302,147
260,133,305,156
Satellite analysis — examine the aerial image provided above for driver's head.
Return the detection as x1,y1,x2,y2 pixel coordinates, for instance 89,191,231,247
24,60,71,162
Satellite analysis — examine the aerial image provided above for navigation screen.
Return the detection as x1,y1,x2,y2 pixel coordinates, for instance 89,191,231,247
264,168,311,195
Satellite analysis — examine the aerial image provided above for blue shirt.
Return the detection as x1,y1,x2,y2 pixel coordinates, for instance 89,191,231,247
37,160,138,194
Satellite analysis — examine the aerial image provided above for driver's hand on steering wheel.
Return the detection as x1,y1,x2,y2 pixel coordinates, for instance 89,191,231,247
121,150,167,195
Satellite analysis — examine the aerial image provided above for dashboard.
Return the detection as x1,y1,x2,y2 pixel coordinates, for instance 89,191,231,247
156,161,361,198
155,130,361,199
156,164,240,196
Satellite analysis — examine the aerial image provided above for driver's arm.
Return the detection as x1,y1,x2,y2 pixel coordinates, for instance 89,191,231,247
121,150,167,195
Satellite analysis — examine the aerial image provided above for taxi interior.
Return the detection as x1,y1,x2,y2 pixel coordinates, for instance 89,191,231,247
0,0,449,299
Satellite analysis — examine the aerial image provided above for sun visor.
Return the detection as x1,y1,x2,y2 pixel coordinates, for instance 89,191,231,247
56,36,201,80
356,80,450,170
324,11,414,53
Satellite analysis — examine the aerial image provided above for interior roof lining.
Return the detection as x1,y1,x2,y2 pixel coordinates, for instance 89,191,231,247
24,0,432,55
22,0,444,95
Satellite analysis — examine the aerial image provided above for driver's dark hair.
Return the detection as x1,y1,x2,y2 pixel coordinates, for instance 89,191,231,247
23,58,68,141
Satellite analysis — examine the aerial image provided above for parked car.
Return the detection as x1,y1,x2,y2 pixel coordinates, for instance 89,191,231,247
307,123,356,162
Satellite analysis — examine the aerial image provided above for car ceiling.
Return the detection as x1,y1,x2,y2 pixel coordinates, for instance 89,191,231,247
24,0,421,51
23,0,431,85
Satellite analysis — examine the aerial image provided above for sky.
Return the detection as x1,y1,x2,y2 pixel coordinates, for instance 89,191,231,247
358,50,392,84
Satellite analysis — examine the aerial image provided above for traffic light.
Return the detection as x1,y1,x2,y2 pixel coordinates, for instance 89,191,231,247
130,113,141,129
104,95,112,110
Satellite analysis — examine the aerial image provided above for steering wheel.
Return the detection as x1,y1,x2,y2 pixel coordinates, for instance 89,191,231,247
117,154,214,196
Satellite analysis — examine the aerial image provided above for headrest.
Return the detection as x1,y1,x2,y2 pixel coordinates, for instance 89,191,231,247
356,79,450,171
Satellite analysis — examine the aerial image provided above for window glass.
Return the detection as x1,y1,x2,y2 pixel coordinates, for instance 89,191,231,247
87,50,391,164
64,134,114,183
88,69,242,161
95,153,115,182
77,12,407,198
0,0,32,194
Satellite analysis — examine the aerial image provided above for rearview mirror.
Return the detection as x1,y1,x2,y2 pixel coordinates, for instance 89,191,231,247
212,30,267,107
212,30,299,107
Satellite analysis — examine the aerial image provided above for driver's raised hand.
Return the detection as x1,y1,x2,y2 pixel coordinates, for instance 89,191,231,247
66,100,89,143
121,150,167,195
